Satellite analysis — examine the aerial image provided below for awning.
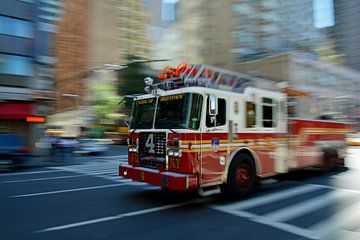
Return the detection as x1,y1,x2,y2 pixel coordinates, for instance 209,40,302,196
0,102,34,119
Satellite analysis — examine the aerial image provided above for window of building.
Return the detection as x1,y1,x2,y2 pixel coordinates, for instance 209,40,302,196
0,54,34,76
262,97,278,128
0,16,34,38
246,101,256,128
206,97,226,127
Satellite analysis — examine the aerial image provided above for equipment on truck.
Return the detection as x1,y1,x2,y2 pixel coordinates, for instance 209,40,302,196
119,63,355,197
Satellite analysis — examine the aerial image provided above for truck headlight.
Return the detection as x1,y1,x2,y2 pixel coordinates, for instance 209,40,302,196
173,150,182,157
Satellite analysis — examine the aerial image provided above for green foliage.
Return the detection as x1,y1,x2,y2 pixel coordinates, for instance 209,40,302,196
90,82,125,123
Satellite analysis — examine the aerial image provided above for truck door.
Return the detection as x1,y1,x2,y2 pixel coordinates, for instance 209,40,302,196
200,95,228,186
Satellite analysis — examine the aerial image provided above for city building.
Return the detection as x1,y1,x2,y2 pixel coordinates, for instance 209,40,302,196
118,0,152,61
53,0,89,113
231,0,323,61
88,0,121,70
334,0,360,71
0,0,38,146
151,0,236,71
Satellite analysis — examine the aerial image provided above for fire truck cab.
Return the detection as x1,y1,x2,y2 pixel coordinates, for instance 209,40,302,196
119,64,354,197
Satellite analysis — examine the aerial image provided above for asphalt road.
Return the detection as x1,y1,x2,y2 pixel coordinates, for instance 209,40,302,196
1,147,360,240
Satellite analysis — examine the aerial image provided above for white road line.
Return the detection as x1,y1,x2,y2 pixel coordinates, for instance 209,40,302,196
310,201,360,239
126,181,148,186
263,190,352,222
0,169,65,177
210,184,360,240
11,183,127,198
37,199,205,232
3,174,85,183
3,171,122,183
99,155,128,160
210,207,315,239
211,184,326,212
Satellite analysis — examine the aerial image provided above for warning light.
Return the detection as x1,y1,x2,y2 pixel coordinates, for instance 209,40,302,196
26,116,45,123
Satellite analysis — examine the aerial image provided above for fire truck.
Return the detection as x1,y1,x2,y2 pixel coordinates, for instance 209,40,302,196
119,63,355,197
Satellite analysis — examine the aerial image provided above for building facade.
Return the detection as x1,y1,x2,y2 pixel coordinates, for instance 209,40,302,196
232,0,323,61
53,0,90,112
0,0,37,146
0,0,64,146
118,0,152,61
334,0,360,72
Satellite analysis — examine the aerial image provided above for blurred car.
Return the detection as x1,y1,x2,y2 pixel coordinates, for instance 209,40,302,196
0,133,31,168
77,139,109,155
346,133,360,146
105,131,128,145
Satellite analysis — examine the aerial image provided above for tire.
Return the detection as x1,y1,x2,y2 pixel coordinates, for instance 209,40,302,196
226,154,256,197
322,149,338,171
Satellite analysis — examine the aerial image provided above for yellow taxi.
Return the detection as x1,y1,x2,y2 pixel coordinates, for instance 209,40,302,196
346,133,360,146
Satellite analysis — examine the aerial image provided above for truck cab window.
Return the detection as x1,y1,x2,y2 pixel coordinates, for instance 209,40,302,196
206,97,226,127
262,97,277,128
246,101,256,128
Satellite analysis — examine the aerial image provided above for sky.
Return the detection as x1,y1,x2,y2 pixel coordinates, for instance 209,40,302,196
314,0,335,28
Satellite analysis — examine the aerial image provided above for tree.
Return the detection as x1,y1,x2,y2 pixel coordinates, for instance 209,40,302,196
90,82,125,125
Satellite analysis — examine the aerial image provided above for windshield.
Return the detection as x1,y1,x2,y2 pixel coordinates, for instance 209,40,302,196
130,98,156,129
155,93,203,130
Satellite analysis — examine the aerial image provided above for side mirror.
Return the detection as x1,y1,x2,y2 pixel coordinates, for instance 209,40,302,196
209,95,218,116
122,117,130,128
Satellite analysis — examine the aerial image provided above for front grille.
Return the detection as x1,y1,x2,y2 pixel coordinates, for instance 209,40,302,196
138,132,166,168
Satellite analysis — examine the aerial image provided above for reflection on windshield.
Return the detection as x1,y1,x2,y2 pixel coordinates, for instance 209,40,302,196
155,93,202,130
130,98,156,129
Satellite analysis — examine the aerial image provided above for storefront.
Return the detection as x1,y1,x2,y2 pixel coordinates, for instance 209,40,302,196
0,101,45,148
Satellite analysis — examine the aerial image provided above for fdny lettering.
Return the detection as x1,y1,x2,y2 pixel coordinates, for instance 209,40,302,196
169,158,181,169
160,95,184,102
136,98,154,105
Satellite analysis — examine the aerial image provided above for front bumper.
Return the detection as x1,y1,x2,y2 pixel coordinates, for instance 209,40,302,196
119,164,198,191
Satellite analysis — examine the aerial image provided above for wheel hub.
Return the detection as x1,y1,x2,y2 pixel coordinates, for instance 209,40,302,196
236,166,251,188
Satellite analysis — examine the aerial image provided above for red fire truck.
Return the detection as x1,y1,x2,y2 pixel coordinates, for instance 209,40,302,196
119,63,355,197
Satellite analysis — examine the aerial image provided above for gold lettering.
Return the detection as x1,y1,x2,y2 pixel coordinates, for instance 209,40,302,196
136,98,154,105
169,158,181,169
176,159,181,169
160,95,184,102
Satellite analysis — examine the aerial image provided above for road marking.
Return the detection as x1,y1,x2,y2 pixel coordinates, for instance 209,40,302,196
210,183,360,240
2,171,125,183
263,190,352,222
3,174,85,183
37,198,206,232
11,183,127,198
211,184,326,212
0,169,65,177
310,201,360,239
99,155,128,160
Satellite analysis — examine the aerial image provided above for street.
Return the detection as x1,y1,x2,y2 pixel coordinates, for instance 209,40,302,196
1,146,360,240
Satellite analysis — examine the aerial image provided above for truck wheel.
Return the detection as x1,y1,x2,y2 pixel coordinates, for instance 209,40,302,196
322,149,338,171
226,154,256,197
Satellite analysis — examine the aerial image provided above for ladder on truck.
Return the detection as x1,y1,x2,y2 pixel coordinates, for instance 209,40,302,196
157,63,257,92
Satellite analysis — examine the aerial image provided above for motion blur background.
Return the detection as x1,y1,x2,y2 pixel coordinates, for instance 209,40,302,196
0,0,359,152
